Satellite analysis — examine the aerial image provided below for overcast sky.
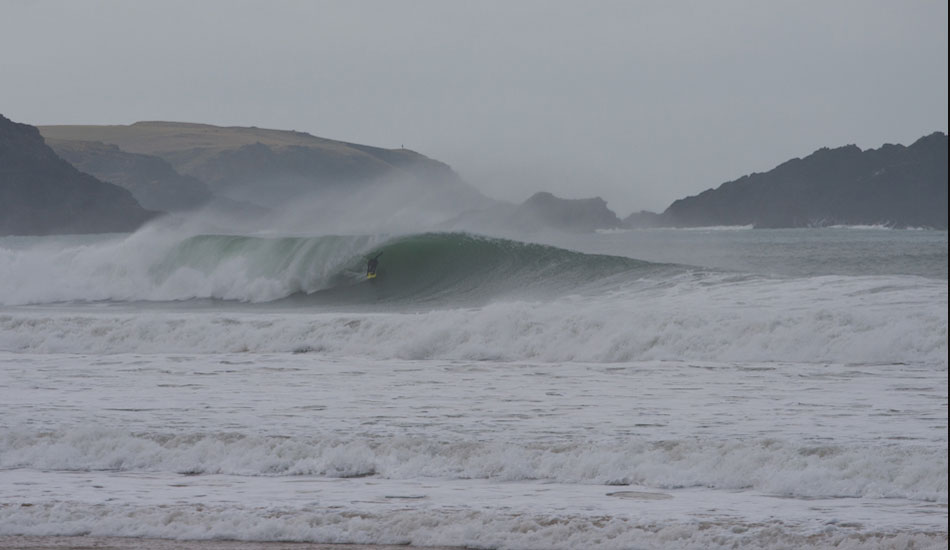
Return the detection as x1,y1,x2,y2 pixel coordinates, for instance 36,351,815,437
2,0,947,214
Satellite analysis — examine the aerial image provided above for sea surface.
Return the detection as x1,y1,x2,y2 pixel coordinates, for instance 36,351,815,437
0,226,946,549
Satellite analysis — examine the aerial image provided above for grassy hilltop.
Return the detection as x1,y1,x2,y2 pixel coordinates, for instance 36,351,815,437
40,122,481,210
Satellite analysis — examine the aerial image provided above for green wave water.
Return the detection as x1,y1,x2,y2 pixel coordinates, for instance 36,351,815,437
153,232,667,305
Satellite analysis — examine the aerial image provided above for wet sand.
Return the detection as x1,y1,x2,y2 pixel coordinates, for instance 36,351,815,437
0,537,465,550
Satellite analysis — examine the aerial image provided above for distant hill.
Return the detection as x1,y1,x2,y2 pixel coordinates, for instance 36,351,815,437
515,192,621,232
0,115,157,236
45,139,213,212
444,191,622,234
629,132,948,229
27,121,946,233
39,122,490,210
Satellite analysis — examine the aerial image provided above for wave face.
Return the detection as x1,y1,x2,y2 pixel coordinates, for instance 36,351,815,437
1,231,946,365
0,232,659,306
306,232,660,305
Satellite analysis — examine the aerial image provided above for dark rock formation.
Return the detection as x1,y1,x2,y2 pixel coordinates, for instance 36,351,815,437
657,133,948,229
46,139,213,212
622,210,666,228
0,115,158,236
514,192,621,232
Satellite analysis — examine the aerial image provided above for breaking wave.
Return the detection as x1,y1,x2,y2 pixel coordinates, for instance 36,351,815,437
1,273,945,364
0,232,661,306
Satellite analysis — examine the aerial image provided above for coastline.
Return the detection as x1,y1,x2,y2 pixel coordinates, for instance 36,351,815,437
0,536,465,550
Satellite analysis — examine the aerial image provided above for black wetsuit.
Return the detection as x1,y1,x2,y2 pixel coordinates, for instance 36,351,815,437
367,253,382,275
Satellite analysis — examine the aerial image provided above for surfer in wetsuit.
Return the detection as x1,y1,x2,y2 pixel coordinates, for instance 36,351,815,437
367,252,382,277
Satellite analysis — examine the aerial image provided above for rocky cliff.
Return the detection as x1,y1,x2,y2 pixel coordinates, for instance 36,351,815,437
654,132,948,229
0,115,157,236
46,139,213,212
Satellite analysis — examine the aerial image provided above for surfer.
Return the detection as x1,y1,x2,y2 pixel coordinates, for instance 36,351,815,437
367,252,382,278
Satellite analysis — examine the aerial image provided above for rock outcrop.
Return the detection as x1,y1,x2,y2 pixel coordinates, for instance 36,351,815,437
652,132,948,229
1,115,158,236
514,192,621,232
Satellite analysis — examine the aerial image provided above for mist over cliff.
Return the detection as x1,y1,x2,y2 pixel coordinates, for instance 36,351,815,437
36,121,501,234
39,122,489,210
45,139,213,212
0,115,156,236
4,116,946,236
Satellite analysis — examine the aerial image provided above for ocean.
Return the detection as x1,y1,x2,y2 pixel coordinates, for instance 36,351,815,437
0,226,946,549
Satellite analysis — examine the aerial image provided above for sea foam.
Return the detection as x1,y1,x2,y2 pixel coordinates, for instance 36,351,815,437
2,273,945,365
1,429,945,502
2,500,946,550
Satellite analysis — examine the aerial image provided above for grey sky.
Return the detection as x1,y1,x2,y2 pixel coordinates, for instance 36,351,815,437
1,0,947,215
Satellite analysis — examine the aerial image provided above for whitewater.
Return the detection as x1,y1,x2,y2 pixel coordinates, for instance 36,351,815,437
0,226,946,549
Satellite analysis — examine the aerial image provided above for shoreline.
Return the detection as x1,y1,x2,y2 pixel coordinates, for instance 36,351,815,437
0,536,466,550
